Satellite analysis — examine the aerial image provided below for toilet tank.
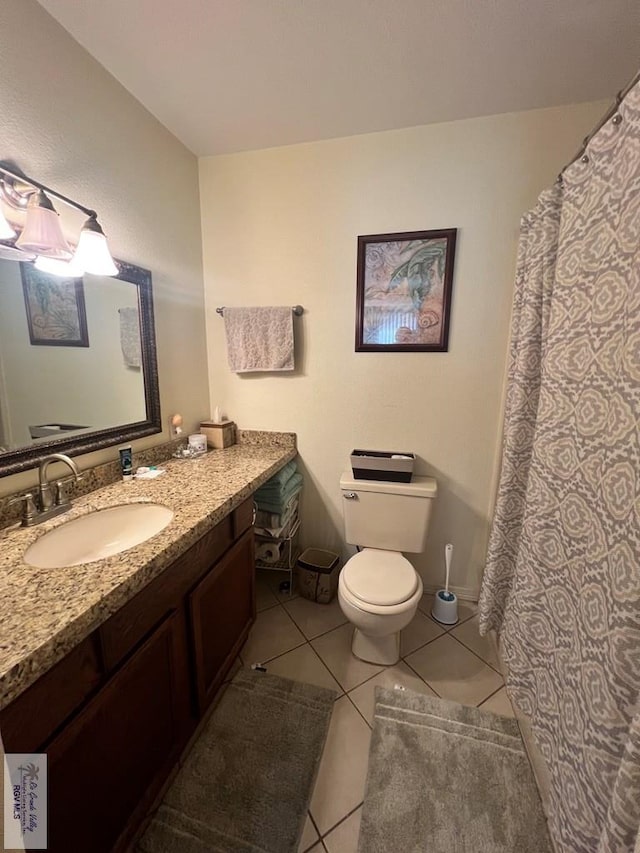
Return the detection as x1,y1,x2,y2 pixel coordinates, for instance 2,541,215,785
340,473,437,553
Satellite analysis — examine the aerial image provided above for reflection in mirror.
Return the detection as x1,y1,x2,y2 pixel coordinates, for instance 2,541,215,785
0,259,160,477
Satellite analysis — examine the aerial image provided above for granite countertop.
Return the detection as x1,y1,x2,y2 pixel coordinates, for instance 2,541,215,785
0,434,297,711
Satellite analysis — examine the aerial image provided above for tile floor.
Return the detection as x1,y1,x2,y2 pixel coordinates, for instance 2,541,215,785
239,570,515,853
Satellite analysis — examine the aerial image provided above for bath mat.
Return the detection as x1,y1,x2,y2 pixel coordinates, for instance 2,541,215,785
358,686,552,853
137,670,336,853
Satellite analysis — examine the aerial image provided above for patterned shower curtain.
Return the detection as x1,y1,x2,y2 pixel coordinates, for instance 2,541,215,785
479,80,640,853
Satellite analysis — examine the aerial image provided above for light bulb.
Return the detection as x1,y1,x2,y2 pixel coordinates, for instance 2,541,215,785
35,255,85,278
72,215,118,276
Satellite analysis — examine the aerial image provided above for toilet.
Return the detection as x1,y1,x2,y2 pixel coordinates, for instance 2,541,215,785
338,472,437,665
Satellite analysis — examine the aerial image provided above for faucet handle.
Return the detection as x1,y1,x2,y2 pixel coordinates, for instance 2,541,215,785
8,492,38,525
55,474,83,506
55,480,70,506
56,473,84,485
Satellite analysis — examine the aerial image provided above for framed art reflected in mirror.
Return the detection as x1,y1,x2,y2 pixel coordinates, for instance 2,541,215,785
21,266,90,347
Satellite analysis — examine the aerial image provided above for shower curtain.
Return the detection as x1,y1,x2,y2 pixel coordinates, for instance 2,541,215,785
479,80,640,853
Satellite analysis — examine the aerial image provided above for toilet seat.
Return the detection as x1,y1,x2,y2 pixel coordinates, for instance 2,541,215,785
341,548,419,606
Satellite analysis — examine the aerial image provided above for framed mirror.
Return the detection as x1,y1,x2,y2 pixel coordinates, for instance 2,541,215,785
0,259,161,477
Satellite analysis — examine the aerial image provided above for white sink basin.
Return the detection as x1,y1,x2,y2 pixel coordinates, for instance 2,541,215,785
24,503,174,568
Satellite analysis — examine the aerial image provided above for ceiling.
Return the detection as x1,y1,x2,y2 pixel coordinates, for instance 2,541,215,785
37,0,640,157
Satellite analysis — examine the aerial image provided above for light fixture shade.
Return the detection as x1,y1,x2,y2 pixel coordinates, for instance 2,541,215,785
35,255,85,278
72,215,118,276
0,205,16,240
15,191,72,259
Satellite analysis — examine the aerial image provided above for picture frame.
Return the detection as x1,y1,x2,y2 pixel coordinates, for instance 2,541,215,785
20,264,89,347
355,228,457,352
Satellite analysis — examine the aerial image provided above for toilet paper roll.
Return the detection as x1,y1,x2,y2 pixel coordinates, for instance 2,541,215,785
256,541,284,563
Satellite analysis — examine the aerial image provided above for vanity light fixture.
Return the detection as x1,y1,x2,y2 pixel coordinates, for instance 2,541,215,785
0,162,118,277
16,189,72,259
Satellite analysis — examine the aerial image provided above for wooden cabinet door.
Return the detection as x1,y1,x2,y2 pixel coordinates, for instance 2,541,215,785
45,610,189,853
189,528,255,713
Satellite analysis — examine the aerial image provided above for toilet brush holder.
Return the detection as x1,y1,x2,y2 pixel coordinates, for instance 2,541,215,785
431,589,458,625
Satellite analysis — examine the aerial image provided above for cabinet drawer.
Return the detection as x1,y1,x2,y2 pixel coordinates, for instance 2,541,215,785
0,634,102,753
232,496,255,538
100,515,233,671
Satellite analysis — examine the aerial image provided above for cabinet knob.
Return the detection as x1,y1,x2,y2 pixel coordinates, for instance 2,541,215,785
343,492,358,500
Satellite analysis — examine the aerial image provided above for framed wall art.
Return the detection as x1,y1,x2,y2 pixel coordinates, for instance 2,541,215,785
355,228,457,352
20,264,89,347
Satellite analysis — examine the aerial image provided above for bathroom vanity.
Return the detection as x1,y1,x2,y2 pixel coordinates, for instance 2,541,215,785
0,435,296,853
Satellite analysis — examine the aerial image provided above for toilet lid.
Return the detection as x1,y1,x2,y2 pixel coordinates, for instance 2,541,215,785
342,549,418,606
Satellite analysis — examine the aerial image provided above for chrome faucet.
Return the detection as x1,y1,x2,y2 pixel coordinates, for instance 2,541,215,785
10,453,82,527
38,453,81,511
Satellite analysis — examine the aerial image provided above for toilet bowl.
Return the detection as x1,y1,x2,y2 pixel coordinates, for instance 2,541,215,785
338,548,424,665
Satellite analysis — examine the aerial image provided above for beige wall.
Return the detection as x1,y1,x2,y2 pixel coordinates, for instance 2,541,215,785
200,101,606,598
0,0,209,496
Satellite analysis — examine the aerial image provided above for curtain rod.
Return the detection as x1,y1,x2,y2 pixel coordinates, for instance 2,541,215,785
559,68,640,180
216,305,304,316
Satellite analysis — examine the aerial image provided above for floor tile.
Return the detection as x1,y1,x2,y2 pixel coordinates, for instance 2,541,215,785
450,615,501,670
405,633,503,706
255,570,279,612
348,661,437,726
241,605,305,664
310,696,371,835
417,592,436,620
400,610,444,656
265,644,342,694
479,686,515,718
449,598,479,627
323,806,362,853
284,596,348,640
311,624,385,691
299,814,319,852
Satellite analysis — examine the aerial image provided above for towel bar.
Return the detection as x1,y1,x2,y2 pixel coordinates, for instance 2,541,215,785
216,305,304,316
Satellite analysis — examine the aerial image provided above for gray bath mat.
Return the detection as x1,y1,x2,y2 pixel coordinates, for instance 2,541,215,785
137,670,336,853
358,687,552,853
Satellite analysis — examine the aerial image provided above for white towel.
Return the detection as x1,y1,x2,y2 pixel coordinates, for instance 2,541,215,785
223,307,294,373
119,307,141,368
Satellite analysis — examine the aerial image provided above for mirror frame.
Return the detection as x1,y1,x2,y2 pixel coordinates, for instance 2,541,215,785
0,259,161,477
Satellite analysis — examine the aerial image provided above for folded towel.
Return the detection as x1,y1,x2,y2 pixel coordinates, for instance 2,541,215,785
119,307,141,368
255,506,299,539
223,307,294,373
256,462,298,498
255,474,303,514
259,461,298,491
255,494,300,529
